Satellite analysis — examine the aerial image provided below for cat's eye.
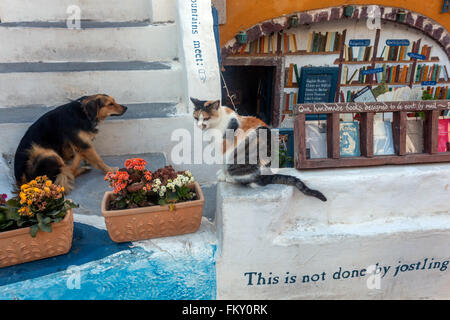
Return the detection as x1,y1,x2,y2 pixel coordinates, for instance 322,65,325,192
204,117,210,121
194,117,199,121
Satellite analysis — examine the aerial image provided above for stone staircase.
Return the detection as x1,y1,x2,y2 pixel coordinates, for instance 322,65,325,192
0,0,189,157
0,0,221,219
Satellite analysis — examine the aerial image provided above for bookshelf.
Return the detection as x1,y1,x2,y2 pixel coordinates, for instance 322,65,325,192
293,100,450,169
230,26,450,116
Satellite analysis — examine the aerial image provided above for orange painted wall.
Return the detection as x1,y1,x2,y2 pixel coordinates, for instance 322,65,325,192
219,0,450,46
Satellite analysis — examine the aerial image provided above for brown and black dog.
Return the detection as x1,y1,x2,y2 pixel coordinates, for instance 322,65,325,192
14,94,127,193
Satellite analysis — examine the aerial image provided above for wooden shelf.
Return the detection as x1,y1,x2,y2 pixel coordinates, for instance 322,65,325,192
286,50,340,56
340,82,409,87
412,81,450,85
334,57,440,65
230,50,340,58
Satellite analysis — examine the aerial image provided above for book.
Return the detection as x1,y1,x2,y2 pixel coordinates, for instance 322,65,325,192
263,35,269,53
357,46,365,62
438,119,450,152
379,45,386,59
288,63,294,87
340,122,361,157
443,66,449,81
329,32,336,52
426,46,432,60
342,66,349,84
348,69,359,84
292,34,298,52
277,32,282,53
307,32,313,53
293,64,300,85
373,120,395,155
334,33,341,51
320,33,327,52
284,33,288,53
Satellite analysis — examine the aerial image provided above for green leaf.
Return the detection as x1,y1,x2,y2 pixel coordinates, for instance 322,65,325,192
42,217,52,225
5,208,20,221
30,225,38,238
6,199,19,208
38,222,52,233
0,221,14,230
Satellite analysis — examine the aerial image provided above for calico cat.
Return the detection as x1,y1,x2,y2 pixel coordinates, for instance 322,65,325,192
191,97,326,201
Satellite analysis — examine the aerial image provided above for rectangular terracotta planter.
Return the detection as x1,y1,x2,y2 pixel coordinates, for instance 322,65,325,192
0,209,74,268
101,182,205,243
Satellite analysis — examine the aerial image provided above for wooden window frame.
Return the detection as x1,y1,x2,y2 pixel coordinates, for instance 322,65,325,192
293,100,450,169
222,55,285,127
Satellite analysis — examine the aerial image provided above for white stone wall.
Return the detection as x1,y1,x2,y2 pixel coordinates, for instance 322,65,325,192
216,165,450,299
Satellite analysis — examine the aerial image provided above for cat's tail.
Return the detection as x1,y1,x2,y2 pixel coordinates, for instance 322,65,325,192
257,174,327,202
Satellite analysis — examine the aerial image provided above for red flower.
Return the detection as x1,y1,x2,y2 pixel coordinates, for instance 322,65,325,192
125,158,147,171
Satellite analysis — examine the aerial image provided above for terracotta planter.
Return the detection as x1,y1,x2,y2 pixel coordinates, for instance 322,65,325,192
0,209,74,268
102,182,205,243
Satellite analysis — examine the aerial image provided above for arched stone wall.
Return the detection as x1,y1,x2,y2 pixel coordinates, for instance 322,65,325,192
221,6,450,60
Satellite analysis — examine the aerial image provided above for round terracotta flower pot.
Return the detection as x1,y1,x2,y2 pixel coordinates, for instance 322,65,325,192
0,208,74,268
101,182,205,243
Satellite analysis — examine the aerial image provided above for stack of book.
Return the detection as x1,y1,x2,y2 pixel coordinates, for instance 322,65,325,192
376,42,432,62
283,92,298,112
237,32,300,55
414,64,448,83
306,31,342,53
382,64,411,84
423,86,450,100
344,45,374,62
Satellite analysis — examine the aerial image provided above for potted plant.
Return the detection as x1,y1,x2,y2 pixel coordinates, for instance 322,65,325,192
102,158,204,243
0,176,77,268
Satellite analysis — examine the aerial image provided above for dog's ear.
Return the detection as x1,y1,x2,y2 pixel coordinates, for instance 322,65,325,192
82,98,100,123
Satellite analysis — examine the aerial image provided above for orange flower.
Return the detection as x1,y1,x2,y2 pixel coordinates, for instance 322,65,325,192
125,158,147,171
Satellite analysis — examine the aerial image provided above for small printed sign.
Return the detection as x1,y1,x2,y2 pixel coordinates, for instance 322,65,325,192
422,81,437,86
386,39,410,46
408,52,426,60
352,86,377,103
349,39,371,47
361,67,384,75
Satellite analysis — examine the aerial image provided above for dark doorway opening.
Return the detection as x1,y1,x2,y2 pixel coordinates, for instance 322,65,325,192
221,65,275,126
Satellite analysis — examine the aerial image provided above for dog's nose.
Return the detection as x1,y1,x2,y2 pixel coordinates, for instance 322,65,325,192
122,105,128,112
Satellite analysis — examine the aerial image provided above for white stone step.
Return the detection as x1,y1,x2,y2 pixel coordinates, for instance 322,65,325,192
215,166,450,299
0,0,175,23
0,22,177,63
0,61,183,107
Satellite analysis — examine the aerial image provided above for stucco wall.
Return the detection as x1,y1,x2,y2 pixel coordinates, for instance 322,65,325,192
219,1,450,46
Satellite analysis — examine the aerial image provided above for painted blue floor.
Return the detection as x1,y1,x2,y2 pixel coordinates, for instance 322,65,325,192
0,222,217,300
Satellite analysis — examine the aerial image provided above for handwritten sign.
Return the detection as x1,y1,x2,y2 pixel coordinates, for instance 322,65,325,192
386,39,410,46
298,67,339,104
303,76,333,103
294,100,450,114
349,39,371,47
408,52,426,60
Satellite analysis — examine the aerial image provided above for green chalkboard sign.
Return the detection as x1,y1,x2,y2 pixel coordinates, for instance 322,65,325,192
298,67,339,120
298,67,339,104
